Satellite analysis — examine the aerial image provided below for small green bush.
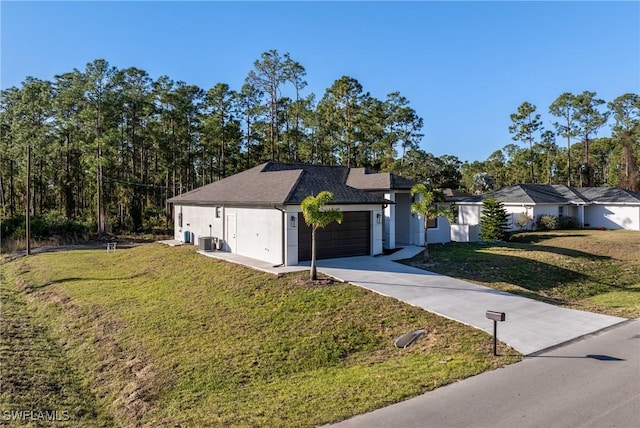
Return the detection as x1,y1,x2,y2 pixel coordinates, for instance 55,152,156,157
537,215,558,230
536,215,580,230
558,216,579,229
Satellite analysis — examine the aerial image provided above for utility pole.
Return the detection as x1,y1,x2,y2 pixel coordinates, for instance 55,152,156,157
97,139,103,237
26,145,31,255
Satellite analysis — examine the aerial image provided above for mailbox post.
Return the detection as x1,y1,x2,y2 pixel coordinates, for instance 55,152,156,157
486,311,506,356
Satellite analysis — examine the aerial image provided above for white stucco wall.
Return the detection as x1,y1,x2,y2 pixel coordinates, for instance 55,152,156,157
395,193,412,245
458,205,481,226
533,204,560,219
173,203,385,266
383,192,396,249
370,208,384,256
426,217,451,244
225,207,283,265
455,200,640,233
174,204,223,244
285,212,299,266
173,204,282,264
450,224,481,242
584,205,640,230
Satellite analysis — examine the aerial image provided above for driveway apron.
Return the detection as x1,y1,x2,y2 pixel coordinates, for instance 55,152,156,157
316,250,626,355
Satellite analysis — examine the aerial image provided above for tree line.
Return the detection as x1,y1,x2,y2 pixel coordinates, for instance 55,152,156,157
1,51,428,234
462,92,639,193
1,49,638,236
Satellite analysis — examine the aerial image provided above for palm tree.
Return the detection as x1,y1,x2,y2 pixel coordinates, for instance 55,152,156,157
301,191,343,280
410,184,452,261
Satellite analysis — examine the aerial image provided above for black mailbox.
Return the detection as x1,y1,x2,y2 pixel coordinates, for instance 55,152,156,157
486,310,506,356
486,311,506,322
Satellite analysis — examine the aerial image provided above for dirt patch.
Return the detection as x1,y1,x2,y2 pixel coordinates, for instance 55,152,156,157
288,273,338,288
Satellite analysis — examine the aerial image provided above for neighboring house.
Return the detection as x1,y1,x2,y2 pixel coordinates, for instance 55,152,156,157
454,184,640,241
167,162,436,266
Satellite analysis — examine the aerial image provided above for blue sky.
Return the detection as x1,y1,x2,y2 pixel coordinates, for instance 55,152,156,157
2,1,638,163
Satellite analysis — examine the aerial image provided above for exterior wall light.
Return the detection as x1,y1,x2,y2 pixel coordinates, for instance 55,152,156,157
291,215,297,228
376,213,382,224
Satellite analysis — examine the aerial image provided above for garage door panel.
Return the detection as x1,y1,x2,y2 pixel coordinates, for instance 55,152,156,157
298,211,370,261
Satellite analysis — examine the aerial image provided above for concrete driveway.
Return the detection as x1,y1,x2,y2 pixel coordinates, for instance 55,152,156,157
328,318,640,428
316,246,626,355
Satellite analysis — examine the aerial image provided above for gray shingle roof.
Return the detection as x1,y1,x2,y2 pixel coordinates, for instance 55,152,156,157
167,163,301,205
460,184,640,205
346,168,416,190
572,187,640,203
167,162,390,206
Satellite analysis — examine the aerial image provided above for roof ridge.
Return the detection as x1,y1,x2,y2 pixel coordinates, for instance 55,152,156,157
282,169,305,203
517,184,537,204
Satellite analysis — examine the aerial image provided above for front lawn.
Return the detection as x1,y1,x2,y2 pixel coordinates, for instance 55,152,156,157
402,230,640,318
1,244,520,427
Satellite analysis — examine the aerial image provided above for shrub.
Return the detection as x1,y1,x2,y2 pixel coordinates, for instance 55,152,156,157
1,216,25,238
514,212,532,230
537,214,558,230
2,211,90,240
480,197,509,241
558,216,579,229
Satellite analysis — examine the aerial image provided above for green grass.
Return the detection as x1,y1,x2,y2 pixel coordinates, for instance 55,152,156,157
403,230,640,318
0,269,113,427
2,244,520,427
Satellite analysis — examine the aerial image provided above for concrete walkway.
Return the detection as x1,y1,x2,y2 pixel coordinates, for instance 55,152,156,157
196,249,309,276
195,245,626,355
315,246,626,355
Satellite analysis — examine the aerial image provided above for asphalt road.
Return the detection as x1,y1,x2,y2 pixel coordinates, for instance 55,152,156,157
329,318,640,428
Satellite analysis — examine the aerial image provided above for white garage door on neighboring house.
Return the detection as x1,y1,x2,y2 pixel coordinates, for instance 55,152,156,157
297,211,371,261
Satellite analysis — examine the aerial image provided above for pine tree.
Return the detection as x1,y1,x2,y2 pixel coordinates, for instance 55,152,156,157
479,197,509,241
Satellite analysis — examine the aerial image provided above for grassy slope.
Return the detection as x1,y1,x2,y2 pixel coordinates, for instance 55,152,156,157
0,269,113,427
2,244,520,427
404,230,640,318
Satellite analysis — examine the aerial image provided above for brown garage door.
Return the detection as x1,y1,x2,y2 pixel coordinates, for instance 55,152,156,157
298,211,370,262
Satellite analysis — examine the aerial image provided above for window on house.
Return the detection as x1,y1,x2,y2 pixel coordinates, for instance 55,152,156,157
427,217,438,229
558,206,564,217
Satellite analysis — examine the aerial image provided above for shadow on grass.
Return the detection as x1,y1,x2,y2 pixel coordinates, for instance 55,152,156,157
502,240,611,260
408,244,588,291
510,232,589,244
396,243,612,305
31,273,146,289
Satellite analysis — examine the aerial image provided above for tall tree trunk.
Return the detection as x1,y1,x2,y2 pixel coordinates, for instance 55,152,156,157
65,132,73,218
9,159,15,216
0,157,5,209
310,227,317,281
567,134,572,187
38,158,44,215
422,218,429,262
